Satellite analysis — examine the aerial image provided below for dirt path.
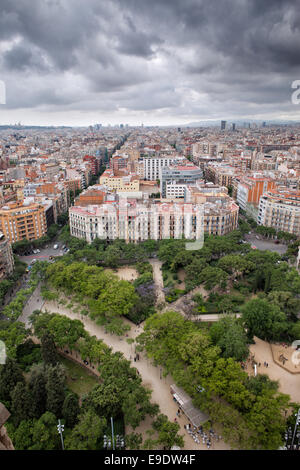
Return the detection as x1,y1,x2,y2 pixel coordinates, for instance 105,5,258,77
249,337,300,403
42,299,230,451
104,266,139,282
149,259,165,305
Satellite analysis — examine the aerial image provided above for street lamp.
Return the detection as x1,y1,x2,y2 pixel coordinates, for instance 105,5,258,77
115,434,125,450
111,417,115,450
57,420,65,450
285,409,300,450
291,409,300,450
103,434,112,449
104,423,125,450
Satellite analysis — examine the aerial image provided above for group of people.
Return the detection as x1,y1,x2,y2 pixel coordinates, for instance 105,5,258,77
241,354,270,372
185,424,220,449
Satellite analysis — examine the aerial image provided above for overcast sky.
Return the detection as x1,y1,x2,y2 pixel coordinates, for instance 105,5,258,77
0,0,300,126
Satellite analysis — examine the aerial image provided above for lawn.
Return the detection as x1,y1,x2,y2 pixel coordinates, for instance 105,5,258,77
58,356,99,397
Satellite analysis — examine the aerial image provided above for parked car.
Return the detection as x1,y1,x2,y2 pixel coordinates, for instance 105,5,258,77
53,244,58,249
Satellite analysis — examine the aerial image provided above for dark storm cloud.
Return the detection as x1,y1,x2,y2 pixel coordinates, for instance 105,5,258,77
3,41,51,72
0,0,300,123
113,15,163,58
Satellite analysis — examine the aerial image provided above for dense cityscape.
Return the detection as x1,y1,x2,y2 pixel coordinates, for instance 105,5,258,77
1,0,300,459
0,122,300,453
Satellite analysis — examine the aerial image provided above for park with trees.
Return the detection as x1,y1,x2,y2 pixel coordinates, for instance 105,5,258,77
135,310,292,450
2,218,300,449
0,311,184,450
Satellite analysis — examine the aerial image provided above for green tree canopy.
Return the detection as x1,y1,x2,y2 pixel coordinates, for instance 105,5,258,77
64,410,106,450
209,316,249,361
241,298,288,341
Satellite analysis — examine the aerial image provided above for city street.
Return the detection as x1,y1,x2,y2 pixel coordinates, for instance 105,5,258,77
243,233,287,254
19,244,65,265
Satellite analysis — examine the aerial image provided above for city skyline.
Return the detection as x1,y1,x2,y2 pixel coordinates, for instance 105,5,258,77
1,0,300,126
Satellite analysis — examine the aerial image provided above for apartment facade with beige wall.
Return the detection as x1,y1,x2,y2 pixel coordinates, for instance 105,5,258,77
258,190,300,236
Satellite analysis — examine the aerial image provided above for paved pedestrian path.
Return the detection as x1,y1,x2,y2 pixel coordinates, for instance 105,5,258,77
41,298,230,451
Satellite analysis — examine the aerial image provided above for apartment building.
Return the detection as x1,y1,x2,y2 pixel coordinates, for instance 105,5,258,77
205,163,236,187
0,201,47,243
83,155,100,175
110,155,129,171
143,156,186,180
74,186,106,206
69,179,239,243
99,169,140,192
69,198,204,243
258,189,300,235
42,163,61,179
236,175,276,211
165,182,191,199
192,141,218,157
185,183,239,235
23,183,42,197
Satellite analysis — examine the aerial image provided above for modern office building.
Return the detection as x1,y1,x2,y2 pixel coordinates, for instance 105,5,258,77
143,156,186,180
161,164,203,198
